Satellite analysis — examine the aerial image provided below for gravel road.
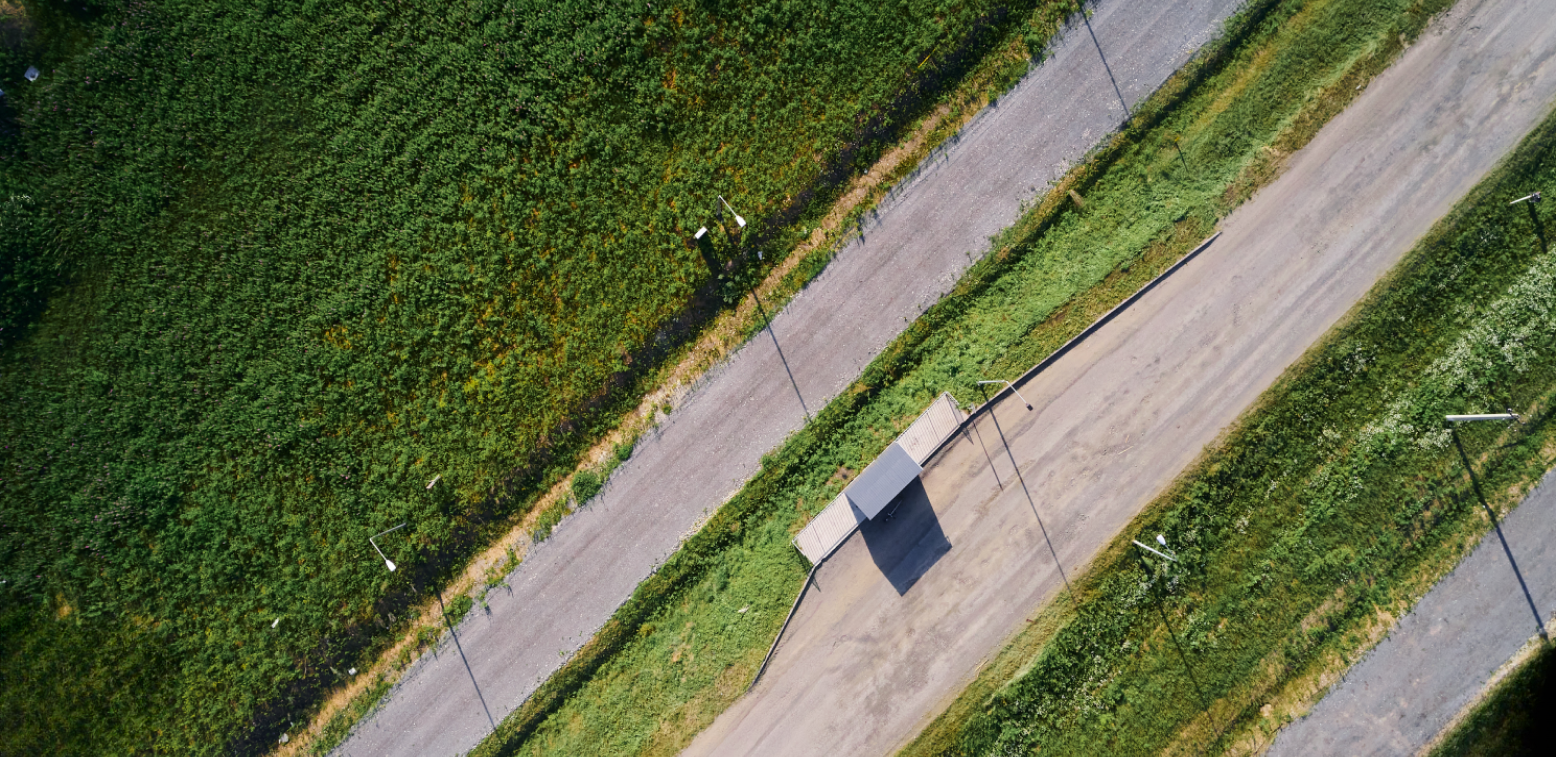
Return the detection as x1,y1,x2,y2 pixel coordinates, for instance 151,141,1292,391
333,2,1244,755
682,1,1556,755
1267,468,1556,756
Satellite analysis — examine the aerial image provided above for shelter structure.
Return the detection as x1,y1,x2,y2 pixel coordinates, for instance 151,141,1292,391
792,393,964,563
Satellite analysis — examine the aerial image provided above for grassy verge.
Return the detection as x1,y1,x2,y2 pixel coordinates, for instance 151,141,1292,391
1428,640,1556,757
900,26,1556,757
468,0,1459,754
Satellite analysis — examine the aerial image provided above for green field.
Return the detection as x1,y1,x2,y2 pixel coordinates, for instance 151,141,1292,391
0,0,1075,753
468,0,1463,754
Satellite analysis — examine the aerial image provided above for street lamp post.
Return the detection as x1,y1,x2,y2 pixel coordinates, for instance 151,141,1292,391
694,195,748,239
978,379,1034,411
367,520,499,730
719,195,747,228
1445,411,1548,643
1510,191,1547,253
370,523,407,572
1132,535,1213,715
690,196,810,420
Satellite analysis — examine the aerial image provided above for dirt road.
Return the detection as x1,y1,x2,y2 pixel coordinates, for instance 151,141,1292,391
333,2,1245,755
683,2,1556,754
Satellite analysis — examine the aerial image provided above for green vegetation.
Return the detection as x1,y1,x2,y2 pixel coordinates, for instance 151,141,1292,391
0,0,1084,753
471,0,1466,754
444,593,475,628
571,470,604,505
1430,642,1556,757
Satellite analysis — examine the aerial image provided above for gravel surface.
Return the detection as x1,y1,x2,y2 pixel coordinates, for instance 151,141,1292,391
681,2,1556,755
331,2,1244,755
1267,468,1556,756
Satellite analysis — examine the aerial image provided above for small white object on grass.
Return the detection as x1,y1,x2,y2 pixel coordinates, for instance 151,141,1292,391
1156,534,1167,547
426,474,441,490
348,667,357,676
24,66,39,82
272,617,281,628
738,606,749,614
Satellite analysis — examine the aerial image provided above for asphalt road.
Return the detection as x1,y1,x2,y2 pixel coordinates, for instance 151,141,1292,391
333,2,1245,755
1267,468,1556,756
682,1,1556,755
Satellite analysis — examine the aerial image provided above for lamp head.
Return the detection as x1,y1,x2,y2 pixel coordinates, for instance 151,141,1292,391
385,559,397,573
1156,534,1167,547
694,227,708,240
734,214,746,228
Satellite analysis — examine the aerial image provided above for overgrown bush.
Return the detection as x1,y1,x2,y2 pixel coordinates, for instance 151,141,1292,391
571,470,604,505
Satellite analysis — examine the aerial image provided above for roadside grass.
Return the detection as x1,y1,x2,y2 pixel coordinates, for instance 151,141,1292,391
469,0,1460,754
903,31,1556,757
1428,641,1556,757
0,1,1087,754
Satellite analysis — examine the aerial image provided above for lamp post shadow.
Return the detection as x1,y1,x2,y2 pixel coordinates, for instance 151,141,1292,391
1081,6,1130,123
1526,202,1548,253
1133,545,1215,756
749,288,811,422
964,416,1006,491
977,386,1076,605
1451,426,1549,644
435,589,498,730
693,231,811,422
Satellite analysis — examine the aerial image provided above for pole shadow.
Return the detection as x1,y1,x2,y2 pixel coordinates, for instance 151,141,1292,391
1081,7,1130,122
1526,202,1548,254
1452,427,1549,643
980,390,1076,604
858,478,952,596
436,589,498,730
750,288,812,421
964,414,1006,491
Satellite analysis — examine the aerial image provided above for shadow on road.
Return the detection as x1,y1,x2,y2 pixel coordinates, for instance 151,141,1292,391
1452,427,1549,643
749,288,812,421
1081,8,1130,122
436,590,498,730
979,391,1076,604
859,478,952,596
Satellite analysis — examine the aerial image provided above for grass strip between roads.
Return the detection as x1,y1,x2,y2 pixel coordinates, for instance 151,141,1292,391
469,0,1458,754
903,30,1556,757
